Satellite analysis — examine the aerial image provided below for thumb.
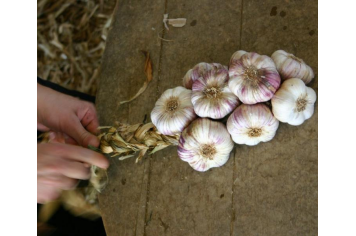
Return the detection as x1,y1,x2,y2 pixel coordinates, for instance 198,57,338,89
64,115,100,148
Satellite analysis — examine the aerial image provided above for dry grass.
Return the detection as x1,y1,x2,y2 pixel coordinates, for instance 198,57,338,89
37,0,117,95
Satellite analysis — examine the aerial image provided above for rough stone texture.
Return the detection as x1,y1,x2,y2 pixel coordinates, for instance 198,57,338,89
96,0,317,235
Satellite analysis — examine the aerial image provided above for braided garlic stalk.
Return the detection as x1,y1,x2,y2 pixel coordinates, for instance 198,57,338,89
39,122,179,219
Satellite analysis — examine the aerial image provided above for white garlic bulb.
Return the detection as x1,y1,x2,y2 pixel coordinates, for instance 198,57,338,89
271,78,316,126
228,52,281,104
191,67,240,119
178,118,234,172
227,104,279,146
182,62,227,89
229,50,247,65
271,50,314,84
151,86,196,135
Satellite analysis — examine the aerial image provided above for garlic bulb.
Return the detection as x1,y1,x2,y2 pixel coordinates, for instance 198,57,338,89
228,52,281,104
151,86,196,135
271,50,314,84
229,50,247,65
182,62,226,89
271,78,316,126
178,118,234,172
227,104,279,146
191,67,240,119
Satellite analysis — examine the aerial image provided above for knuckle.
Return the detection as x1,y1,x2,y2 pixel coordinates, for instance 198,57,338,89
84,104,97,121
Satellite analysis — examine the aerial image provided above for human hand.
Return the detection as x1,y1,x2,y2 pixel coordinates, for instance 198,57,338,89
37,140,109,203
37,84,100,148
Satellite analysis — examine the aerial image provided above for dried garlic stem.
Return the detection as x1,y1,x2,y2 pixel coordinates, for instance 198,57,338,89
38,122,180,214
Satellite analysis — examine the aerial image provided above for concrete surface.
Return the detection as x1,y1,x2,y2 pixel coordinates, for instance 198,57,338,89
96,0,317,235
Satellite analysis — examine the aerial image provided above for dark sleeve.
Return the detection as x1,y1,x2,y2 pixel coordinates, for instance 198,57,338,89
37,77,96,104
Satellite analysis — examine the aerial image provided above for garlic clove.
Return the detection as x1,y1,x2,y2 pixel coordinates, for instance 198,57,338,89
227,104,279,146
151,86,197,135
182,69,194,89
271,50,314,84
229,50,247,65
182,62,226,89
191,67,240,119
303,87,317,119
271,78,316,126
178,118,234,172
212,63,228,71
228,52,281,104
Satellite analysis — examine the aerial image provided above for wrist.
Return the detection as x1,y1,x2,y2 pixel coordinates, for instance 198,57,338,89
37,83,58,125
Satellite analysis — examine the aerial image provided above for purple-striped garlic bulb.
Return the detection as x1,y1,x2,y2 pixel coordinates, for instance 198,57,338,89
191,67,240,119
228,52,281,104
151,86,196,135
227,104,279,146
178,118,234,172
271,78,316,126
271,50,314,84
229,50,247,65
182,62,227,89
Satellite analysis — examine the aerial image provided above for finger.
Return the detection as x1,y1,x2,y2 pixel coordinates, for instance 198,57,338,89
85,121,100,136
65,114,100,147
37,184,61,203
37,174,78,190
79,103,100,135
38,157,90,180
59,160,91,180
37,123,50,131
50,143,109,169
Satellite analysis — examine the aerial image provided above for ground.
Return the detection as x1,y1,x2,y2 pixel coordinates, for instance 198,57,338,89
95,0,317,235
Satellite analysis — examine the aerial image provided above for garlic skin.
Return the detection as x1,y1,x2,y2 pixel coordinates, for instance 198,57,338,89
271,50,314,84
182,62,226,89
178,118,234,172
229,50,247,65
191,67,240,119
227,104,279,146
151,86,196,135
271,78,316,126
228,52,281,104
